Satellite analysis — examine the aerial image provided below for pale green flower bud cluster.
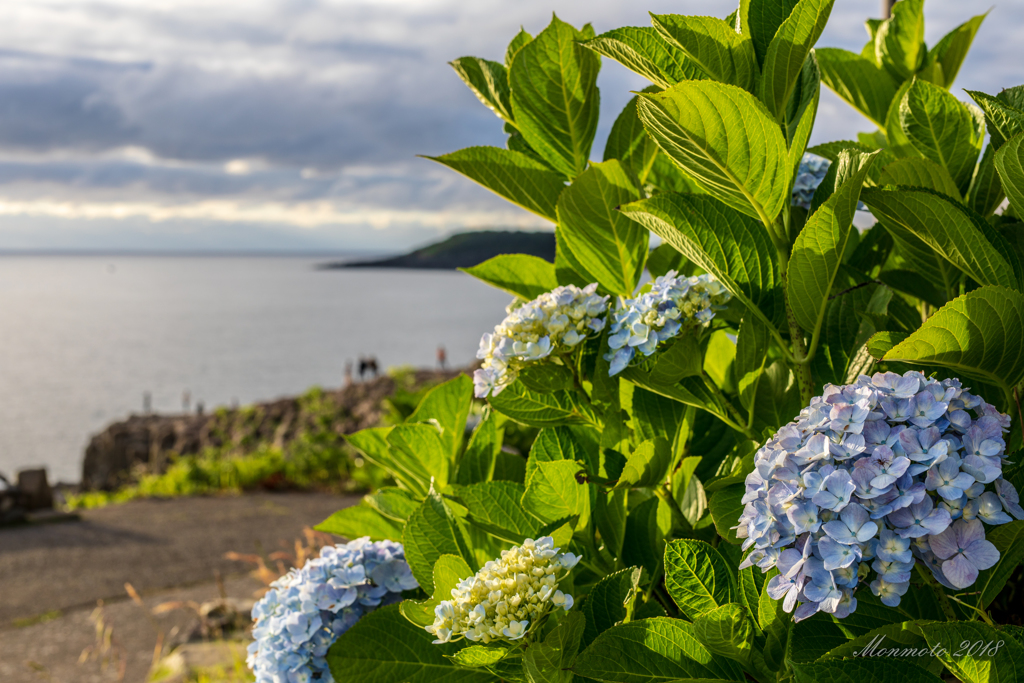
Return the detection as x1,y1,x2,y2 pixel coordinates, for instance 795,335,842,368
474,284,609,398
426,537,580,644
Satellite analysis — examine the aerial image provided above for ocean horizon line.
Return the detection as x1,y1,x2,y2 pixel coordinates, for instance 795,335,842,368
0,248,396,259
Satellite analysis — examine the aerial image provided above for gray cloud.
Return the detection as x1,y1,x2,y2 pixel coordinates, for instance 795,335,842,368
0,0,1019,251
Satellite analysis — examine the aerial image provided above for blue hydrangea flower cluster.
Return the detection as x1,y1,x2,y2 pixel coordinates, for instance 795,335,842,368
791,154,831,210
736,371,1023,622
474,284,609,398
247,538,418,682
792,153,868,212
604,271,731,376
790,153,831,209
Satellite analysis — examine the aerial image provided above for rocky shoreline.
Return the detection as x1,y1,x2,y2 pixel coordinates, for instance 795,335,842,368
79,368,463,491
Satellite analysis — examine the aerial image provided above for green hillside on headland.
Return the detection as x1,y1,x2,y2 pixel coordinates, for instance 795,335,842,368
319,230,555,269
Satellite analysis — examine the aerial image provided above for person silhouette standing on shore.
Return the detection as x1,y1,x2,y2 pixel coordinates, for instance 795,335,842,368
344,360,354,387
437,345,447,370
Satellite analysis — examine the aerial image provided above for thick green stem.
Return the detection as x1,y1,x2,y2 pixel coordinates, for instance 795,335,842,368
566,354,601,427
703,374,756,439
776,244,815,404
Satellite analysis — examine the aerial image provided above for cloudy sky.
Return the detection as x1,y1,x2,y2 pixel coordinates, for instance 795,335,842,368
0,0,1020,253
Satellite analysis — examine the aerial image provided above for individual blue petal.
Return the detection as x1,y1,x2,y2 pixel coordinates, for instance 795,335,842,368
819,536,861,570
995,478,1024,520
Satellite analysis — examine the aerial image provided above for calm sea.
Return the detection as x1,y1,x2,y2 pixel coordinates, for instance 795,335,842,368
0,255,512,482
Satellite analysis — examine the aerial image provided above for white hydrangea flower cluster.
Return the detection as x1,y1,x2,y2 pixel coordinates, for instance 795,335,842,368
474,284,609,398
605,271,731,376
426,537,580,644
247,538,418,683
792,153,831,210
736,371,1022,622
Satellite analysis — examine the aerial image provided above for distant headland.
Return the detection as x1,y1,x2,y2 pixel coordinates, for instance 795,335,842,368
317,230,555,270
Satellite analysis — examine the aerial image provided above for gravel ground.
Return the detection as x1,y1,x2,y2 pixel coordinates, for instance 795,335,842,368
0,575,263,683
0,492,357,682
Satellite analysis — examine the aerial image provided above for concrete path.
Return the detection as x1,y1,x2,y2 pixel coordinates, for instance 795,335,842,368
0,492,357,681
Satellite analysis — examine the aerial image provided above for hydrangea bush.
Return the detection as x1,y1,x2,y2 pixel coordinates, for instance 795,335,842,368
313,1,1024,682
247,538,416,682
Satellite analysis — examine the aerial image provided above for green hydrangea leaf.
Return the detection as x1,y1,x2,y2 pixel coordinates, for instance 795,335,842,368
967,144,1007,218
403,491,476,593
573,616,745,682
408,374,473,461
450,56,513,124
816,47,899,128
917,621,1024,683
461,254,558,301
787,149,878,333
510,15,600,179
603,92,659,184
650,14,758,92
523,611,584,683
874,0,926,80
580,567,640,647
616,438,672,489
927,12,987,89
365,486,420,522
327,605,496,683
792,657,942,683
388,423,452,490
966,89,1024,150
346,427,430,497
861,187,1020,291
423,146,565,222
995,132,1024,215
895,79,985,194
739,0,800,65
582,26,705,88
692,603,754,663
455,481,544,543
505,29,533,69
399,553,474,628
556,160,647,295
315,499,405,542
455,412,502,485
449,645,511,668
881,286,1024,394
522,459,591,530
636,80,789,223
758,0,834,120
708,484,745,545
664,539,734,619
879,157,962,200
489,382,594,428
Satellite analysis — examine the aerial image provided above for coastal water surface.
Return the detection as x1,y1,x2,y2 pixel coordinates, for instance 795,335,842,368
0,256,511,482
